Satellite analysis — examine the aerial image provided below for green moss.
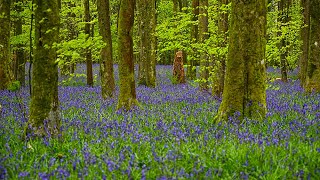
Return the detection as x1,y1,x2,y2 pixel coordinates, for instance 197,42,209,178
27,0,61,138
216,0,267,121
0,0,12,90
306,13,320,93
117,0,138,110
137,0,156,88
98,0,115,99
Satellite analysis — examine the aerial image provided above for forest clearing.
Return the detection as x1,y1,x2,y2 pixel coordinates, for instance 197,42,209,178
1,65,320,179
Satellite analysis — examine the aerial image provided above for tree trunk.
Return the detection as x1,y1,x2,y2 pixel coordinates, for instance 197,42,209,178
137,0,156,87
187,0,199,80
199,0,209,91
217,0,267,121
299,0,310,88
26,0,61,138
173,50,186,84
0,0,12,90
97,0,115,98
14,0,25,86
212,0,228,97
84,0,93,87
69,2,77,74
306,0,320,92
117,0,138,110
278,0,291,82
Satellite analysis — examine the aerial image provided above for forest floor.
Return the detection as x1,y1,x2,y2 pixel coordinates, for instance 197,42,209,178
0,65,319,179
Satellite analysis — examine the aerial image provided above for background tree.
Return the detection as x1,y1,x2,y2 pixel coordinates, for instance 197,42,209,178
187,0,199,80
299,0,309,88
13,0,25,86
306,0,320,92
117,0,138,110
137,0,157,87
212,0,228,97
0,0,12,90
217,0,267,120
278,0,292,82
26,0,61,137
84,0,93,87
199,0,209,91
97,0,115,98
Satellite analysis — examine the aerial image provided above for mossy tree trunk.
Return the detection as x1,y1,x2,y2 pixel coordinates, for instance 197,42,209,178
117,0,138,110
187,0,199,80
0,0,12,90
84,0,93,87
199,0,209,91
14,0,25,86
299,0,310,88
212,0,228,97
137,0,156,87
306,0,320,92
97,0,115,98
27,0,61,137
217,0,267,121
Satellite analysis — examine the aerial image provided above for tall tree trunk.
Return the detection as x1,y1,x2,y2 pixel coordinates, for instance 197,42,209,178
199,0,209,91
117,0,138,110
212,0,228,97
137,0,156,87
84,0,93,87
187,0,199,80
299,0,310,88
0,0,12,90
306,0,320,92
69,2,77,74
217,0,267,121
14,0,25,86
26,0,61,138
97,0,115,98
278,0,291,82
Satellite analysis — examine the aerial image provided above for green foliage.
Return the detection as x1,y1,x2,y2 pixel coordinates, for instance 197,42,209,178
55,33,105,66
7,81,21,92
59,73,98,87
10,1,34,53
266,1,303,69
156,0,229,88
156,4,193,54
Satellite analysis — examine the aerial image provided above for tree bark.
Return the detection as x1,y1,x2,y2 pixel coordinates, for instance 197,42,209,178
299,0,310,88
14,0,25,86
84,0,93,87
26,0,61,138
212,0,228,97
187,0,199,80
217,0,267,121
97,0,115,98
199,0,209,91
68,2,77,74
137,0,157,87
117,0,138,110
306,0,320,92
0,0,12,90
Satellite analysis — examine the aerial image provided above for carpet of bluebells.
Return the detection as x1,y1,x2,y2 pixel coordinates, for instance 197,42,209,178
0,64,320,179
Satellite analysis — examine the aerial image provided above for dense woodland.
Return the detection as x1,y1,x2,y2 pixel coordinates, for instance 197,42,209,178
0,0,320,179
